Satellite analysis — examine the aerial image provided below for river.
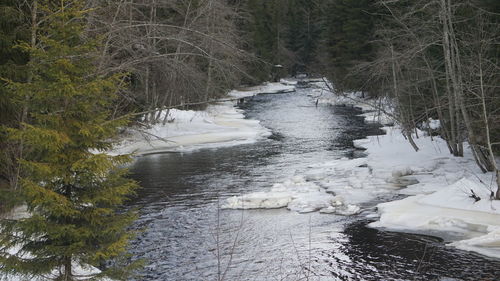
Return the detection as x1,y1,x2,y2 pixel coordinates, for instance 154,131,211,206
127,85,500,281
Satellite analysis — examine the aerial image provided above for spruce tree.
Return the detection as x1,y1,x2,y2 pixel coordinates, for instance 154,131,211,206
0,0,30,193
322,0,378,91
0,1,139,280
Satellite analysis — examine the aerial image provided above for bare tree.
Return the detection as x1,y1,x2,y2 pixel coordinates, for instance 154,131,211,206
86,0,251,125
363,0,500,195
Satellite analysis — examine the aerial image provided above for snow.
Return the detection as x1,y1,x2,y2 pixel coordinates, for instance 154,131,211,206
111,82,299,155
1,210,114,281
223,175,363,215
228,82,296,99
0,246,112,281
371,176,500,258
426,118,441,130
111,103,272,155
349,115,500,258
306,80,395,126
223,176,333,213
224,78,500,259
279,78,298,86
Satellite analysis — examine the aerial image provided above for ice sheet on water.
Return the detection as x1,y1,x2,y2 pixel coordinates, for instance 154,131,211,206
223,175,363,215
228,82,296,99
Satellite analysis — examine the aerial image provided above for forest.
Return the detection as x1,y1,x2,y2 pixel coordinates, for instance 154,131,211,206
0,0,499,280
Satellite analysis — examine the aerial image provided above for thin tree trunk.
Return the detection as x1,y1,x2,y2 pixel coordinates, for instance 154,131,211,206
478,53,500,198
496,171,500,200
391,45,419,152
205,0,215,102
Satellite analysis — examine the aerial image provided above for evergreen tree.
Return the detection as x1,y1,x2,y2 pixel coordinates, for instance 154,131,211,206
0,0,30,192
0,1,29,111
284,0,323,74
244,0,293,80
0,1,139,280
322,0,378,91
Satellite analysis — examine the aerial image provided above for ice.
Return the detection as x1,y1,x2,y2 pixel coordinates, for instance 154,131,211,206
224,191,294,209
320,203,362,216
223,176,358,214
110,102,271,155
228,82,296,99
364,134,500,258
224,78,500,258
223,159,378,215
451,228,500,258
222,170,366,215
279,78,298,86
111,82,297,155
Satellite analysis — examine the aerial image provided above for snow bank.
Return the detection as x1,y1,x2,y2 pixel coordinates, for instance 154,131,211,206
111,102,271,155
228,82,296,99
111,82,296,155
349,121,500,258
371,177,500,258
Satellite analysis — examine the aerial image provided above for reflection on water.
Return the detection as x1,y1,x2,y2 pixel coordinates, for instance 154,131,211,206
127,88,500,280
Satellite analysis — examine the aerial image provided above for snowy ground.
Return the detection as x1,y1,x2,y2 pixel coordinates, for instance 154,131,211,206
227,81,296,99
111,82,296,155
224,79,500,259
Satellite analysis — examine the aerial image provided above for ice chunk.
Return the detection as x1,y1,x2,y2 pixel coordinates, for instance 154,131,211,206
223,192,294,209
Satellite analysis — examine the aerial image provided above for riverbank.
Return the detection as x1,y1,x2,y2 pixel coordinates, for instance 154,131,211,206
110,82,295,156
314,83,500,259
225,80,500,259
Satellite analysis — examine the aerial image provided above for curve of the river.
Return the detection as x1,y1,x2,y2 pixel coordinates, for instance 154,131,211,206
127,86,500,281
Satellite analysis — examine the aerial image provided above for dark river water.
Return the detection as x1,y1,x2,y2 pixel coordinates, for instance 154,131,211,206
127,86,500,281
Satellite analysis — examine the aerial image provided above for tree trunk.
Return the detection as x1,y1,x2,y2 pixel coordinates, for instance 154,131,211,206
496,170,500,200
390,45,418,152
205,0,215,102
478,52,500,198
63,256,72,281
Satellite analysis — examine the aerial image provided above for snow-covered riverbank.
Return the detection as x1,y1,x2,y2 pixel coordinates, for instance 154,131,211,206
111,82,295,155
358,126,500,259
224,79,500,259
